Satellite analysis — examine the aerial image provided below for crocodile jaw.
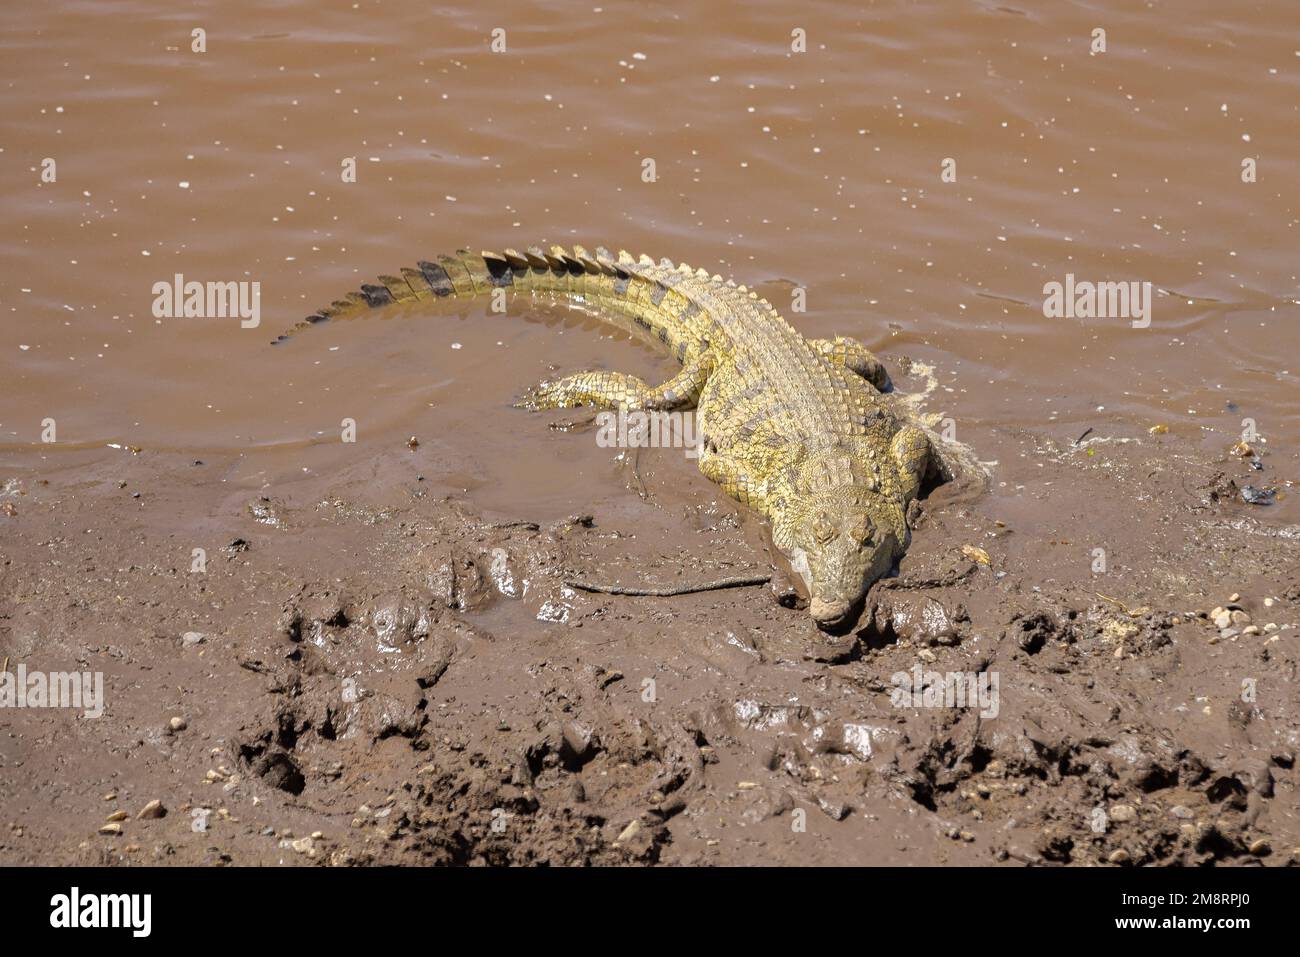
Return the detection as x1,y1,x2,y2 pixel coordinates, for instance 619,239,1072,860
774,493,907,631
787,547,855,627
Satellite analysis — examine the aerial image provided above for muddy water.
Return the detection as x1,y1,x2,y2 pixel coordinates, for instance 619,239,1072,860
2,1,1298,523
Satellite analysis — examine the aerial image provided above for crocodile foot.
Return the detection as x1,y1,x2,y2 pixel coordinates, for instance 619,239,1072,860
514,371,652,412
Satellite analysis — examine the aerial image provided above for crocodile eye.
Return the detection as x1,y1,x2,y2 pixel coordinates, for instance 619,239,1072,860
812,517,836,545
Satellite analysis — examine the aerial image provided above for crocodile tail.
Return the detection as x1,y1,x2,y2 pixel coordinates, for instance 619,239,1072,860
272,244,720,362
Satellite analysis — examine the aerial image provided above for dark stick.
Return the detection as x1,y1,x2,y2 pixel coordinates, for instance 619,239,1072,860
565,574,771,597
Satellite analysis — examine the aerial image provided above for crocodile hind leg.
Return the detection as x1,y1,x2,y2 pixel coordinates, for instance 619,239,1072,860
518,352,715,412
811,336,890,391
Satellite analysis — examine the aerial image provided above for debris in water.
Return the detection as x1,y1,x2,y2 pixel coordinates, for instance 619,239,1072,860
1241,486,1275,505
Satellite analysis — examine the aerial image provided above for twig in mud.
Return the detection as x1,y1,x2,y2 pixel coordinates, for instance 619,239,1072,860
489,520,540,531
628,445,649,501
565,573,771,597
1074,427,1094,446
1095,592,1150,617
1095,591,1128,612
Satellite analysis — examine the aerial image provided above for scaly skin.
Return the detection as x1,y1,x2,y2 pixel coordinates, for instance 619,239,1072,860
277,244,939,629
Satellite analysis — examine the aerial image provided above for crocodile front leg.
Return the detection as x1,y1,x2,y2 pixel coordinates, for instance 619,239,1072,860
518,351,715,412
697,446,766,510
811,336,890,391
891,425,933,502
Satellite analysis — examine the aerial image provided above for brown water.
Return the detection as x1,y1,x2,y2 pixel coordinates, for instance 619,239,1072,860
3,0,1298,520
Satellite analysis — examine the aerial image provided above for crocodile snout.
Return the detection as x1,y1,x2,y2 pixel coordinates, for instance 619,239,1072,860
809,596,854,628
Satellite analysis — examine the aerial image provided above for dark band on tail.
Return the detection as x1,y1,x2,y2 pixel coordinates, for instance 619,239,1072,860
272,244,769,362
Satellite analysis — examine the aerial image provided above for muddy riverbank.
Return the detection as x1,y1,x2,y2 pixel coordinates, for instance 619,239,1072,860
2,368,1297,865
3,0,1299,866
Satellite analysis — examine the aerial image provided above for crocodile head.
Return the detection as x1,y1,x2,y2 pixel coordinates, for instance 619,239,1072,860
774,484,908,630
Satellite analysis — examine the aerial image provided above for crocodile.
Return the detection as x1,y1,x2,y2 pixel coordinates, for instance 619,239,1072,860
277,245,970,629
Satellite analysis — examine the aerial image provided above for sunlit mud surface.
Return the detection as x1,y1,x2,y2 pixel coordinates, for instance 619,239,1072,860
1,1,1298,865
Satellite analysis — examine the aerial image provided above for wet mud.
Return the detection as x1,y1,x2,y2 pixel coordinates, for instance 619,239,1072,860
2,1,1299,866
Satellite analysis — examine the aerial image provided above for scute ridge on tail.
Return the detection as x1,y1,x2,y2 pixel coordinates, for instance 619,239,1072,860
273,243,736,354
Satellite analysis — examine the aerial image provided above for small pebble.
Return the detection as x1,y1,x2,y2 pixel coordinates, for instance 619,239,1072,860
105,810,127,822
1248,838,1271,856
1241,625,1260,636
1213,611,1232,629
1231,610,1252,626
137,799,166,820
1240,486,1275,505
169,716,187,732
98,822,122,835
1110,804,1137,823
616,820,642,843
1107,848,1130,864
1170,805,1194,820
